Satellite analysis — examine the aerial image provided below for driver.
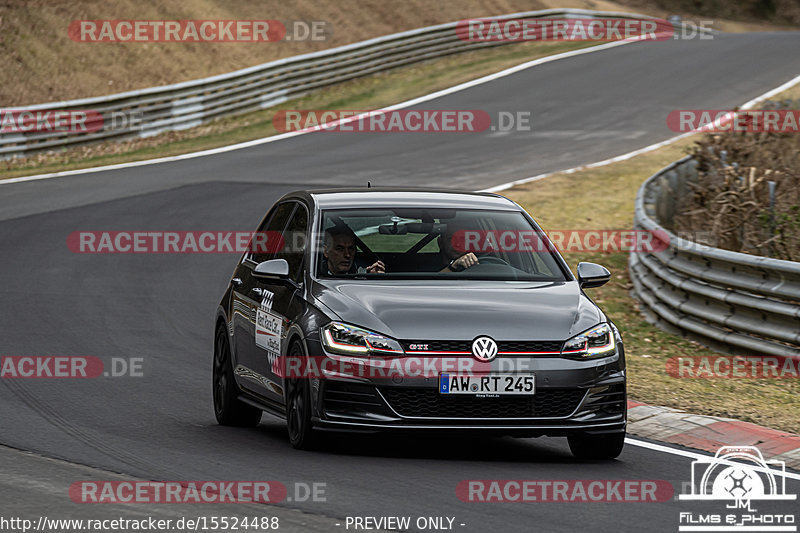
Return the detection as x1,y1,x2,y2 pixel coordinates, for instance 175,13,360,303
439,219,479,272
323,226,385,275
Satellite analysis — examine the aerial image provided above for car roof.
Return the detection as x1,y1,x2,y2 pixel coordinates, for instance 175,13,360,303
283,188,522,210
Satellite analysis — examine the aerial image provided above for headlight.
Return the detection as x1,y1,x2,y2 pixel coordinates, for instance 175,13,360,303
321,322,404,356
561,323,616,359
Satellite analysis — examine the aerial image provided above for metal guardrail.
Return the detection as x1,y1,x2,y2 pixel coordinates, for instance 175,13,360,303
629,156,800,360
1,8,674,158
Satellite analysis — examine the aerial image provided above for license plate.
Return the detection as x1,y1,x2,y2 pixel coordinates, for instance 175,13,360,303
439,373,535,395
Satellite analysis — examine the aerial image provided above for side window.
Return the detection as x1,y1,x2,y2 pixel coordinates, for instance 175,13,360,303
274,204,308,282
249,202,296,264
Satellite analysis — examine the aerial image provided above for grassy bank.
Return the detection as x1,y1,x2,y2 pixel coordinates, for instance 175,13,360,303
503,137,800,433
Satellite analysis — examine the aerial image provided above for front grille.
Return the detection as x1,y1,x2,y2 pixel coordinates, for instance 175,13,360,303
380,387,585,418
498,341,563,353
323,382,387,414
402,340,564,354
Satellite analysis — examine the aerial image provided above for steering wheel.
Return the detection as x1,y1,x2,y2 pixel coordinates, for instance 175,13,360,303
475,254,509,266
448,253,511,273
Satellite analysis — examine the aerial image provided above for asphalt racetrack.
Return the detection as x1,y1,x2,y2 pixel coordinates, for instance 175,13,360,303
2,32,800,532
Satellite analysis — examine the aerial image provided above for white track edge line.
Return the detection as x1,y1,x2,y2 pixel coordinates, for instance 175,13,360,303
0,39,640,186
482,72,800,193
625,437,800,481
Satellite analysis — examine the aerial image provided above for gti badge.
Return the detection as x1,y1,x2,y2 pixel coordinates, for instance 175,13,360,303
471,336,498,362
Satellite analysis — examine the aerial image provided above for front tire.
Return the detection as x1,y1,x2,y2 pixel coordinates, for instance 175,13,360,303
213,326,262,427
285,341,320,450
568,432,625,460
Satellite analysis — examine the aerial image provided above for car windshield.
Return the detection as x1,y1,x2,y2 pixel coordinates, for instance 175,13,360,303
315,208,568,281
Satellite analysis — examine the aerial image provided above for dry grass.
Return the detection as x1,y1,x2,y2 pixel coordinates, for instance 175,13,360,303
1,0,796,106
780,84,800,101
0,0,567,105
503,137,800,434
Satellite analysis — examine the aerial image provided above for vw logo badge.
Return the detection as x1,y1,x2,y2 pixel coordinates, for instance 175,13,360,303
471,336,498,362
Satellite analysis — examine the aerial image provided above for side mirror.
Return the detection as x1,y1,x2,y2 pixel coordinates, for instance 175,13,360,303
253,259,289,279
577,262,610,289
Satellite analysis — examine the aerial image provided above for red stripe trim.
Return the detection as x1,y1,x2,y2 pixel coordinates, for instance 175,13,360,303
405,351,472,355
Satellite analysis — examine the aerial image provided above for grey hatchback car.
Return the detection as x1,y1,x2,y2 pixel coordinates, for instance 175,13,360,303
213,189,626,459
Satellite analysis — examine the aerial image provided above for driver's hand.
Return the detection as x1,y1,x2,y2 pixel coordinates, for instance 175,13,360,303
452,253,478,270
366,260,385,274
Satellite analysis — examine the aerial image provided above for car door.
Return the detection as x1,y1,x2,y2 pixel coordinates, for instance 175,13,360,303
232,201,295,400
253,202,309,404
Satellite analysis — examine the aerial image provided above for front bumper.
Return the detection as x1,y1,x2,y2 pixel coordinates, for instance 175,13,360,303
308,344,626,437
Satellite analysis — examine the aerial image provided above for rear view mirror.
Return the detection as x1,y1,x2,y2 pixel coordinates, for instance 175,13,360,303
405,222,446,234
378,222,446,234
378,223,408,235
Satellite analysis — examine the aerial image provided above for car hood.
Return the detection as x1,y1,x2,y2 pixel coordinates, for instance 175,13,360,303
310,280,604,341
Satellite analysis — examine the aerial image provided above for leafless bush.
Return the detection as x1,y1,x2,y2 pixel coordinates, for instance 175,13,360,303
673,126,800,261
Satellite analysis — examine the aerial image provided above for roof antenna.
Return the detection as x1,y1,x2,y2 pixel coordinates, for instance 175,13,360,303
367,181,371,188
